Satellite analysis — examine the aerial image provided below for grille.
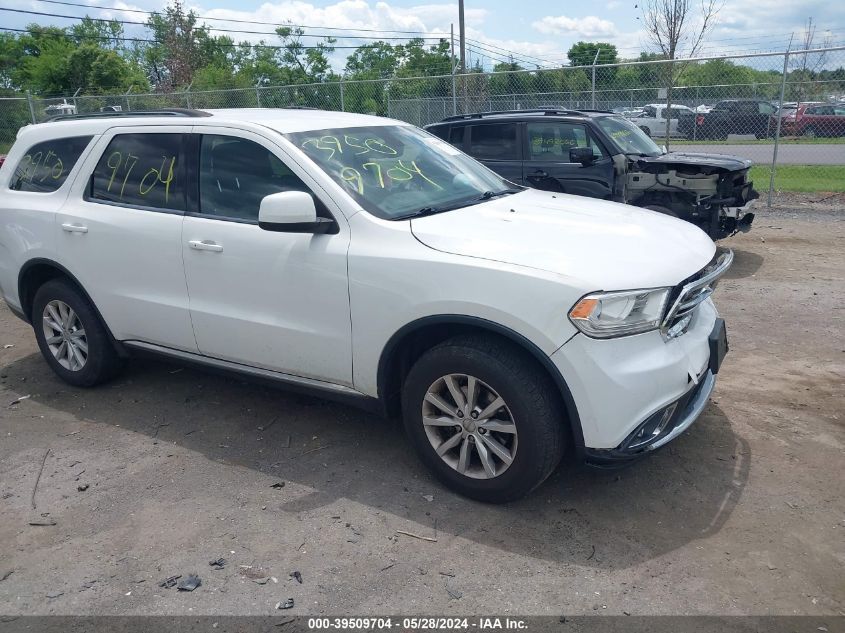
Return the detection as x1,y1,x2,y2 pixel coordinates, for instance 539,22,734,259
662,249,733,337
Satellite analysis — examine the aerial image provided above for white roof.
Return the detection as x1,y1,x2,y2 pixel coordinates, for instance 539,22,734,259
19,108,408,142
204,108,404,133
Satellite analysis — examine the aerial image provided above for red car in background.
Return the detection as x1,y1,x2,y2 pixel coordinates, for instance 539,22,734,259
776,102,845,137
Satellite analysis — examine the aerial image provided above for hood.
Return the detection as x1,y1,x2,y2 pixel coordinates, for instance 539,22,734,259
410,189,716,291
636,152,752,172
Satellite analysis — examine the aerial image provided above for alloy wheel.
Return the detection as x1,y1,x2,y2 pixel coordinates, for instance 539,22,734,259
42,300,88,371
421,373,518,480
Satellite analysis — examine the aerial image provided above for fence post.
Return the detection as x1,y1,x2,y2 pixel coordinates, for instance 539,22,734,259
591,50,600,109
451,68,457,116
72,87,81,113
768,51,790,207
339,80,345,112
255,83,262,107
124,86,132,111
25,90,36,123
185,82,193,109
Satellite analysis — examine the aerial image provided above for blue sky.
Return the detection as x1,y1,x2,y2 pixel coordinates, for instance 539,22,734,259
3,0,844,71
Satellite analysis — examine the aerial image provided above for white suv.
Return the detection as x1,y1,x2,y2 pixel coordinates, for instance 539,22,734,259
0,108,731,502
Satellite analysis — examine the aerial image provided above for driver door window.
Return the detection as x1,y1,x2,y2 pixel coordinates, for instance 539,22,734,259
527,123,606,161
198,135,314,222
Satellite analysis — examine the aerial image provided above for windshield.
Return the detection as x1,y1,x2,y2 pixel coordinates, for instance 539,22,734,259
595,115,662,156
286,125,516,220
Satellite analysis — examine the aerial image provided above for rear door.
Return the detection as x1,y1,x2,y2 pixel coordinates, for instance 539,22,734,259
58,126,197,351
522,121,614,199
463,122,524,185
834,106,845,136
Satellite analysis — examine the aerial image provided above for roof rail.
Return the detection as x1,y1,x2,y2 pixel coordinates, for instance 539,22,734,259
438,108,588,122
46,108,212,122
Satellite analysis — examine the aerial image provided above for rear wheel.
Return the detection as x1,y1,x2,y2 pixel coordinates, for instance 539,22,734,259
32,279,123,387
803,126,817,139
401,335,565,503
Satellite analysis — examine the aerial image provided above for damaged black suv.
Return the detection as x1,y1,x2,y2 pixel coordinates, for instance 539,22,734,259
426,109,757,239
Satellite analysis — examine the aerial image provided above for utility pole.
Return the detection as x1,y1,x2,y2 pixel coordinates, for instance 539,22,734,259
458,0,466,74
450,23,458,116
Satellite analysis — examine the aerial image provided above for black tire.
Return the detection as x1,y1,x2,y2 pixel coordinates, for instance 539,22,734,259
32,279,123,387
803,126,817,139
643,204,678,218
401,334,565,503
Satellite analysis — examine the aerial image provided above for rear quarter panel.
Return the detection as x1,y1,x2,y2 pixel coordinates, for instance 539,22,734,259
0,130,99,313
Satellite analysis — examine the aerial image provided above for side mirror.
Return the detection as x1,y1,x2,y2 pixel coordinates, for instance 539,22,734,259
569,147,595,165
258,191,337,234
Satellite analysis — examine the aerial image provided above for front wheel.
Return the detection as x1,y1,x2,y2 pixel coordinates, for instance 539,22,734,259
32,279,123,387
401,335,565,503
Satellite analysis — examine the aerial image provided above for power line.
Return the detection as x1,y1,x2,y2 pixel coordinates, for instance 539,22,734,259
32,0,452,36
0,25,370,50
0,7,448,41
464,38,560,68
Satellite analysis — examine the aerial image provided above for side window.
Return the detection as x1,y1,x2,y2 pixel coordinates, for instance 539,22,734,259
805,106,819,115
834,107,845,116
466,124,519,160
758,102,775,115
10,136,92,193
527,123,606,161
90,133,185,211
199,135,313,222
643,106,657,118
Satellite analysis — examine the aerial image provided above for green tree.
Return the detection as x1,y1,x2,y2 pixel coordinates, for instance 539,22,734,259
567,41,619,88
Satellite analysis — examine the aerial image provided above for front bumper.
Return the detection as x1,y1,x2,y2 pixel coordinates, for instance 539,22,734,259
584,368,716,466
552,297,724,456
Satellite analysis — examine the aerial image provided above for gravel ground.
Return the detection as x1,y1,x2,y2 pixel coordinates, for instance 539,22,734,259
0,196,843,617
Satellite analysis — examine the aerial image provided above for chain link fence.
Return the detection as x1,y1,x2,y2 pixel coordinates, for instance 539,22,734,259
2,46,844,202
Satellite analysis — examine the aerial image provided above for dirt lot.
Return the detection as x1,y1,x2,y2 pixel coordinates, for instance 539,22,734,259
0,196,843,618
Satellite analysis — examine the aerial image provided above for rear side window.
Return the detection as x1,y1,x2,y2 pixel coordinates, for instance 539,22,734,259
448,126,466,151
9,136,92,193
90,133,186,212
467,124,519,160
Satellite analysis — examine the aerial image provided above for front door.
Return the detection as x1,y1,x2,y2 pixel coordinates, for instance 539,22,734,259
522,121,614,199
181,128,353,385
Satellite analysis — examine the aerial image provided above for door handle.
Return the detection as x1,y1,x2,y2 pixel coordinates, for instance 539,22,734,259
188,240,223,252
532,170,549,178
61,223,88,234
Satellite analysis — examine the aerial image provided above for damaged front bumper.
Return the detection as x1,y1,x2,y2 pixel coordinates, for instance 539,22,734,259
582,317,728,467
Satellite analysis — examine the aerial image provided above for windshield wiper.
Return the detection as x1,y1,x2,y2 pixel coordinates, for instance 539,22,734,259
393,189,522,221
477,188,522,200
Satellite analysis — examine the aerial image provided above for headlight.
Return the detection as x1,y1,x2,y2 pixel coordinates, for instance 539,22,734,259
569,288,670,338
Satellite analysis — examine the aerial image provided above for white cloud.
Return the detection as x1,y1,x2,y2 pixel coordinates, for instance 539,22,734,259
532,15,618,39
